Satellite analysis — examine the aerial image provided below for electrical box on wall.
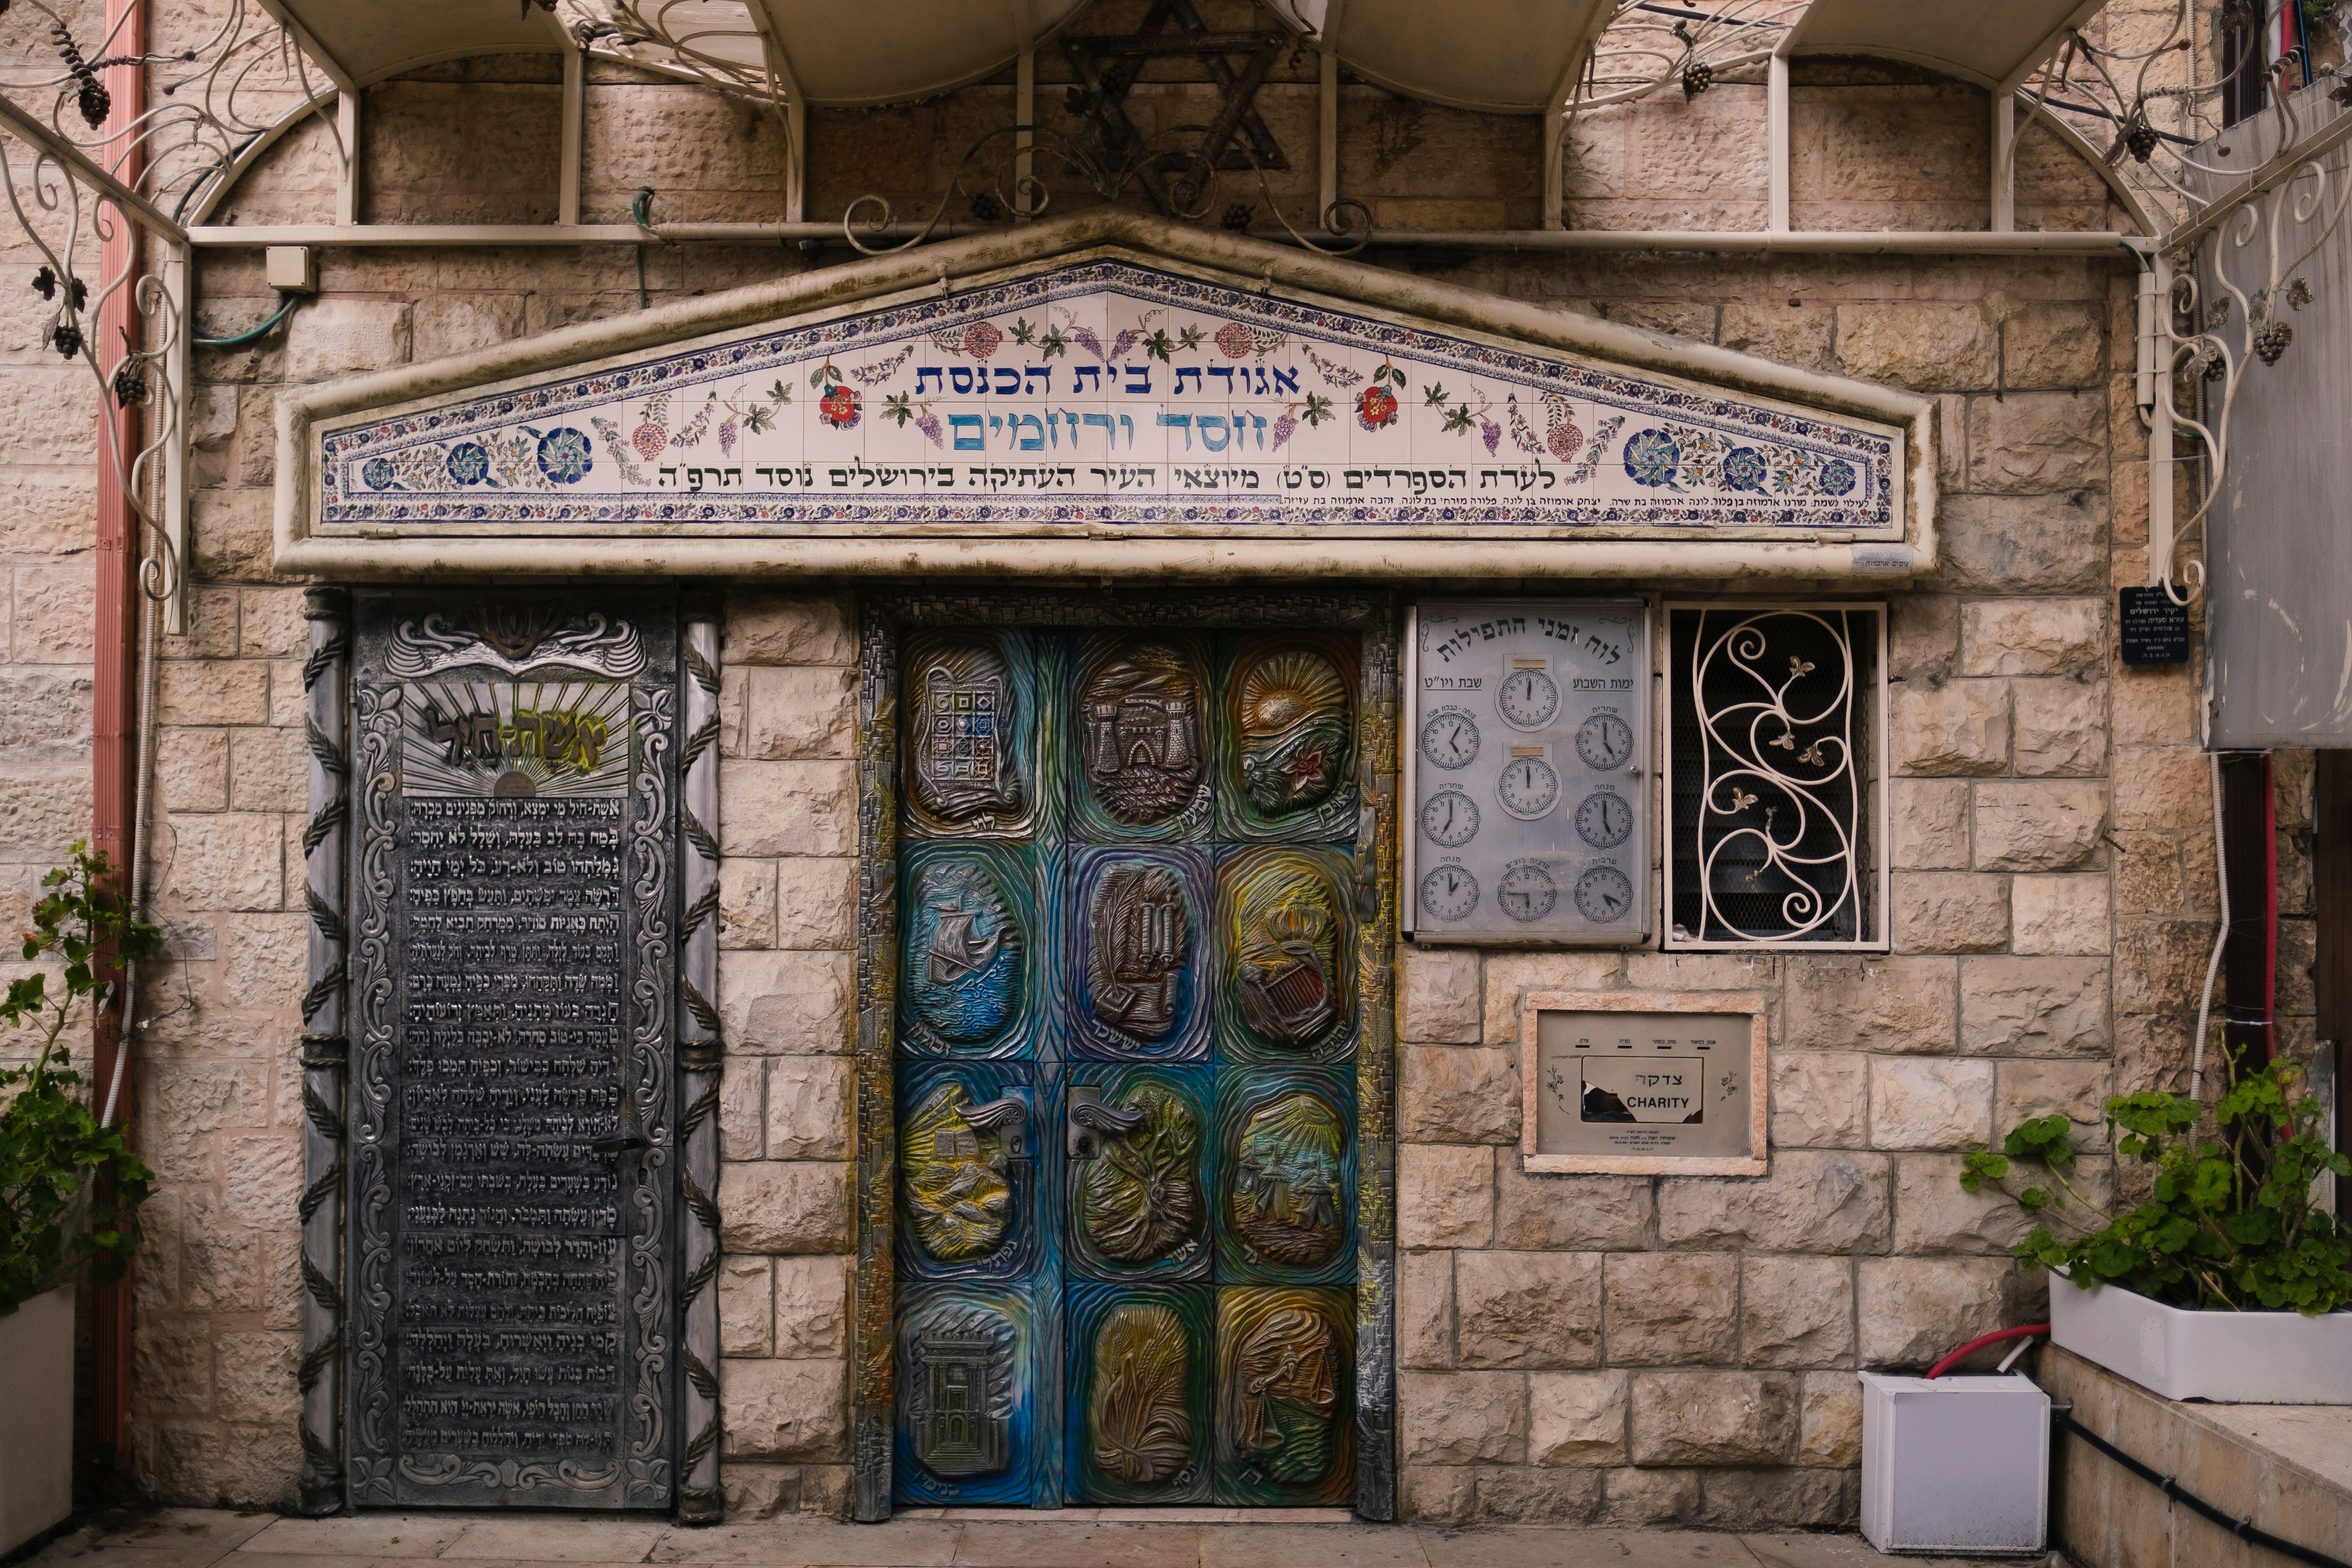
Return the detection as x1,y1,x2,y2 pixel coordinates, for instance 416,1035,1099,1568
1520,991,1767,1176
1404,599,1651,945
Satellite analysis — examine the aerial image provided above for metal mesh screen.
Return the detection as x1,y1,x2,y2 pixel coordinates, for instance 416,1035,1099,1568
1669,606,1879,946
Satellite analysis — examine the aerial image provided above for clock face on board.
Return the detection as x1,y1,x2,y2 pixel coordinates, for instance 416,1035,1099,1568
1419,788,1480,847
1420,710,1480,770
1575,865,1635,923
1497,668,1560,730
1418,864,1481,923
1496,861,1558,923
1574,791,1634,849
1496,753,1559,820
1575,713,1634,770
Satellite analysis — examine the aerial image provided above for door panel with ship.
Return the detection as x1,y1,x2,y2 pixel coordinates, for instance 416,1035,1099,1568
893,629,1364,1508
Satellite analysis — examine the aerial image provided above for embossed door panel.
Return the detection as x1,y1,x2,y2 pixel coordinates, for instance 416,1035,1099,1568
892,626,1369,1512
347,596,679,1510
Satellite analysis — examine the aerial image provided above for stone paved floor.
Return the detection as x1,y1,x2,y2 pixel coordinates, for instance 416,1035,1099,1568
12,1509,2070,1568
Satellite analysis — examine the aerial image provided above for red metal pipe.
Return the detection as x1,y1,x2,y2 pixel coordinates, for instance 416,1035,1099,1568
90,0,146,1472
1922,1325,2049,1380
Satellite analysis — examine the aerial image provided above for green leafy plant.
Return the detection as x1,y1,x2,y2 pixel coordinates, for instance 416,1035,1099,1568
1961,1053,2352,1315
0,844,163,1315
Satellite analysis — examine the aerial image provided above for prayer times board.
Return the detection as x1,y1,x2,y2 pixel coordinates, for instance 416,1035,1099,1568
1404,599,1651,945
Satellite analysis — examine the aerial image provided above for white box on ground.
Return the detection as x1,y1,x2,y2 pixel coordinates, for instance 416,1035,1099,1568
2048,1278,2352,1404
0,1283,75,1555
1859,1371,2050,1556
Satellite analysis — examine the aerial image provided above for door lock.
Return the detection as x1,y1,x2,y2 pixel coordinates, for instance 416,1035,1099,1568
1066,1086,1144,1159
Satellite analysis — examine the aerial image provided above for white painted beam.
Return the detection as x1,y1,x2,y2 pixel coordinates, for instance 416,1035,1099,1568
560,46,585,228
335,90,362,227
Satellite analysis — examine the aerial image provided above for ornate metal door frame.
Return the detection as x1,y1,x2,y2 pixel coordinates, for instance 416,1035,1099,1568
851,588,1401,1522
297,591,723,1516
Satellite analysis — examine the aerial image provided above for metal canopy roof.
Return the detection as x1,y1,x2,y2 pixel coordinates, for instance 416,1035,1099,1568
259,0,2112,109
1782,0,2107,89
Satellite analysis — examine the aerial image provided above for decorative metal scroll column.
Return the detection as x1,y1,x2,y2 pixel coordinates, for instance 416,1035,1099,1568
1353,614,1400,1522
297,587,351,1515
677,606,726,1523
851,608,899,1524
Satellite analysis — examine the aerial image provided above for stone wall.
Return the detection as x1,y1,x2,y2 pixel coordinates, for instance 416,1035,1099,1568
0,6,2249,1522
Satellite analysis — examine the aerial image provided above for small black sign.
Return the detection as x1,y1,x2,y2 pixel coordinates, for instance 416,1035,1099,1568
2119,586,2190,666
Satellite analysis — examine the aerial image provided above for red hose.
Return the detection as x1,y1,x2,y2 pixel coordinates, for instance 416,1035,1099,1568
1924,1324,2050,1380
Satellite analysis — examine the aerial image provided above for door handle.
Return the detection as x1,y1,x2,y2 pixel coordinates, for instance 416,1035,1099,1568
1066,1086,1144,1159
590,1133,651,1156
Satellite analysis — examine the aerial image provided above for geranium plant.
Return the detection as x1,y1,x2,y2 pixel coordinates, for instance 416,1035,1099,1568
1961,1053,2352,1315
0,844,162,1315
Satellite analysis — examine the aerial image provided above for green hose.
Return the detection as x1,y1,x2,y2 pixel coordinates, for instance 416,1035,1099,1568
193,292,299,348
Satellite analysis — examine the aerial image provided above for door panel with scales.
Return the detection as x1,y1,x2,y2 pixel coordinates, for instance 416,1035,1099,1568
892,628,1363,1508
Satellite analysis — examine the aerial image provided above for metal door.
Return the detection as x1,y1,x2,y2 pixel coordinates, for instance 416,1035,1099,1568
892,628,1365,1508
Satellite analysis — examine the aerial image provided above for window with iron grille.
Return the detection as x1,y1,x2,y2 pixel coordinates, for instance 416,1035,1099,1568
1665,604,1886,950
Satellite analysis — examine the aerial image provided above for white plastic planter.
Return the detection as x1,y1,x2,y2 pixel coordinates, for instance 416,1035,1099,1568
2049,1277,2352,1403
0,1284,75,1554
1859,1371,2051,1556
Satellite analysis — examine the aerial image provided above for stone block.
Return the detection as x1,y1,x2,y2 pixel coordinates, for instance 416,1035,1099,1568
773,857,858,950
1966,391,2106,493
283,297,413,383
1780,956,1955,1053
1473,1466,1604,1525
411,293,527,363
2113,745,2209,833
1399,945,1481,1043
1482,950,1622,1043
1627,1371,1799,1465
2004,301,2107,389
2115,665,2195,747
238,588,309,661
1400,1371,1527,1464
1888,594,1958,683
718,1255,773,1357
718,761,856,858
134,1314,213,1411
724,592,856,666
229,724,309,813
1889,1152,2089,1255
1494,1161,1653,1251
1960,956,2109,1055
718,1161,850,1253
1891,779,1971,870
1400,1045,1520,1144
1529,1371,1628,1465
0,670,89,766
720,1464,798,1519
764,1055,850,1161
1960,598,2105,676
1398,1248,1454,1369
1870,1057,1994,1150
162,589,237,660
1399,1142,1493,1247
1621,951,1779,993
2013,678,2107,777
773,1254,849,1358
1857,1255,2025,1367
1740,1256,1855,1370
216,1132,302,1230
1720,303,1834,372
214,913,306,1011
1599,1466,1700,1526
1893,870,2009,954
718,948,853,1054
1697,1465,1853,1528
1890,678,2010,776
1940,492,2106,595
2012,875,2110,955
268,660,308,728
1973,780,2106,871
1770,1051,1868,1148
156,812,283,912
1995,1057,2112,1133
1835,303,1996,390
1401,1465,1476,1525
1658,1150,1890,1253
1798,1371,1864,1466
12,564,91,662
718,857,778,949
721,1358,847,1462
2113,919,2212,1016
156,727,228,812
159,659,270,727
1455,1250,1603,1369
1606,1253,1738,1366
719,1060,765,1161
723,665,859,760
